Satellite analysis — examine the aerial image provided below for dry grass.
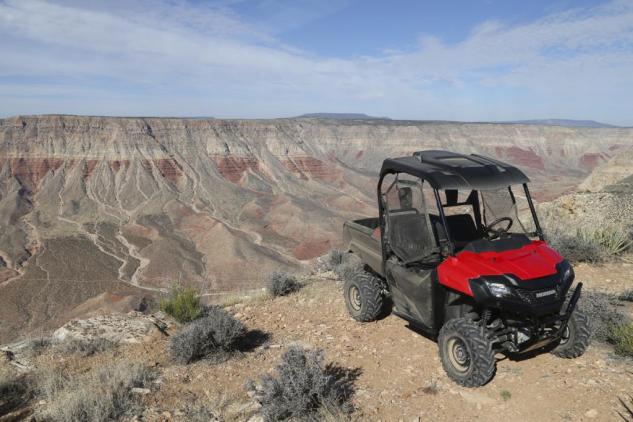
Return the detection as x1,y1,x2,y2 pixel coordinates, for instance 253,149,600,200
38,361,155,422
54,337,117,357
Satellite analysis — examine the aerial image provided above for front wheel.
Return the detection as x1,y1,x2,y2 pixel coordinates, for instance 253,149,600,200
343,271,384,322
551,309,591,358
438,317,496,387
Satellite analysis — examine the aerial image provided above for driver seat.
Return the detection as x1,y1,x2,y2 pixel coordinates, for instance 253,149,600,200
430,214,480,250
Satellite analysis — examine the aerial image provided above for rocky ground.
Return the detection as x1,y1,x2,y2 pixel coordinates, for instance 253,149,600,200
2,262,632,422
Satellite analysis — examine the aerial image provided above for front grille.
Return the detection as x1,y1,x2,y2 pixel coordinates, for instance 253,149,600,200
515,288,559,304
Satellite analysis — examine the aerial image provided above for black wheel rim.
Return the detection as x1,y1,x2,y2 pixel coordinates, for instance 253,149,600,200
447,337,471,373
349,285,361,311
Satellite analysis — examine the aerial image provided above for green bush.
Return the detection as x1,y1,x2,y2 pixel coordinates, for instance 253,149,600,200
608,323,633,357
160,286,203,323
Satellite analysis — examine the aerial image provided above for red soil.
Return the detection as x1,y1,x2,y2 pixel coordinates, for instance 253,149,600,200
292,239,332,260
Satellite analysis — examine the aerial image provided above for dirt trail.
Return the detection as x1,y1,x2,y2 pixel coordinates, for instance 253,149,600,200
130,262,633,421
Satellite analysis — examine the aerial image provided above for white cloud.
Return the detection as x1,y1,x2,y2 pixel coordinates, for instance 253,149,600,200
0,0,632,124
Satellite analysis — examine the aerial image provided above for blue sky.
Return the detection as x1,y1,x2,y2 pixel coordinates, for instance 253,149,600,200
1,0,632,124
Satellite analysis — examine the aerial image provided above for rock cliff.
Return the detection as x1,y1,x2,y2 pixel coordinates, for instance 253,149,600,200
1,115,632,342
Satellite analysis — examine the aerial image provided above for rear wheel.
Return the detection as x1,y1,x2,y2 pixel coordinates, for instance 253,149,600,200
438,317,496,387
344,271,384,322
551,309,591,358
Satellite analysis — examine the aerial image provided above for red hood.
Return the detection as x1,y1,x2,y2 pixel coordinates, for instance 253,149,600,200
437,240,563,296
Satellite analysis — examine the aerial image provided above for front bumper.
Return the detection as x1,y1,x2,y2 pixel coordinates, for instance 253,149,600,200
468,261,575,317
511,282,583,353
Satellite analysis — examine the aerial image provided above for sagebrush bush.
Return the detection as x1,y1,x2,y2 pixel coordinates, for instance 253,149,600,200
319,250,362,281
23,336,51,357
55,338,116,357
547,226,633,262
547,231,605,263
268,272,300,297
608,323,633,358
618,289,633,303
169,306,245,364
160,285,204,323
252,345,355,421
579,290,629,342
327,250,344,269
40,361,155,422
0,369,30,416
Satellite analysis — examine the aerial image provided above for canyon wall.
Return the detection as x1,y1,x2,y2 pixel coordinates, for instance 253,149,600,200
1,115,632,341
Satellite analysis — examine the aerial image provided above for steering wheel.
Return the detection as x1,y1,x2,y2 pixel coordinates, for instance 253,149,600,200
485,217,513,239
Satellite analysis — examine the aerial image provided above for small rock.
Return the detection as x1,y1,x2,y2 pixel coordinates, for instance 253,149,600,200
585,409,598,418
247,416,264,422
131,387,151,395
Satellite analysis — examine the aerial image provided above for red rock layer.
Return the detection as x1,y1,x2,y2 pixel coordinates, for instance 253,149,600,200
84,160,99,179
495,146,545,170
154,158,183,183
108,160,130,173
210,155,260,183
138,159,182,183
4,158,64,191
282,156,342,182
579,153,604,170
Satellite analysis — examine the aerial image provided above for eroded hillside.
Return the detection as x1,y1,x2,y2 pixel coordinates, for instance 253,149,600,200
1,115,632,342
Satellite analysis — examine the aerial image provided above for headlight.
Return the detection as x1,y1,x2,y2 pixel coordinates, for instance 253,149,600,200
558,260,574,285
488,282,512,298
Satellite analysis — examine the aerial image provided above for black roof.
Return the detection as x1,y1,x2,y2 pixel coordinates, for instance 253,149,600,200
380,150,530,190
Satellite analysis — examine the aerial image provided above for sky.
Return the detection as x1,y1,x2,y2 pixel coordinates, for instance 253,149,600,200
0,0,632,124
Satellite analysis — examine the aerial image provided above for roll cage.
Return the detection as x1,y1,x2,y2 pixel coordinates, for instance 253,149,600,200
377,151,544,268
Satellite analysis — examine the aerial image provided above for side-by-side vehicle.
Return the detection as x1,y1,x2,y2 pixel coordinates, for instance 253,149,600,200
342,150,590,387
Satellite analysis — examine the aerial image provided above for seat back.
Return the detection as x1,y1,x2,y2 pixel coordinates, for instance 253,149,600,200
388,210,434,262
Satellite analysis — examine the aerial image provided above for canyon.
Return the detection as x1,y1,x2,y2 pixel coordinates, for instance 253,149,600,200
1,114,632,342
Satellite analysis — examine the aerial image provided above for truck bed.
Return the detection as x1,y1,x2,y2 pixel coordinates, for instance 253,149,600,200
343,217,383,276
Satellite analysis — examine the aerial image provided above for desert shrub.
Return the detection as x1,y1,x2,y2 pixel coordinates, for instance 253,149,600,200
547,227,632,262
579,290,630,342
579,227,633,257
619,290,633,302
169,306,245,364
252,345,356,421
34,365,70,401
55,338,117,357
608,323,633,358
322,249,363,282
547,231,605,263
0,369,30,416
41,361,155,422
327,250,344,269
268,272,300,297
160,285,203,323
23,336,52,357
